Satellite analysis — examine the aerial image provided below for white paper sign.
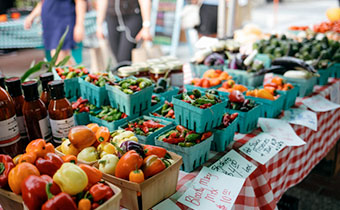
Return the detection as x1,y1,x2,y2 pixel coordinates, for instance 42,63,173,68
281,108,318,131
258,118,306,146
152,199,181,210
178,167,245,210
303,95,340,112
210,150,257,178
239,133,286,165
330,82,340,104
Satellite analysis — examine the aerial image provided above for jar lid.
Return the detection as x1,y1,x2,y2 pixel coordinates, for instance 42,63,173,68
22,80,39,101
166,61,183,70
147,58,162,65
5,77,22,97
150,64,169,74
49,80,65,100
161,56,178,62
117,66,137,77
40,72,54,90
132,62,149,72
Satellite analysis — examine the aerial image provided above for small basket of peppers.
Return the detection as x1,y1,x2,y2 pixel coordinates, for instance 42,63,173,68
53,66,90,100
225,90,262,134
72,97,92,125
151,100,176,122
79,72,119,107
172,89,227,133
119,115,173,145
155,125,213,172
141,95,164,115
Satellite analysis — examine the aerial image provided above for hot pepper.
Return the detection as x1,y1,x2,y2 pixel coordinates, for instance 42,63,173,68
18,152,37,164
142,155,166,178
35,153,64,177
201,131,213,140
142,120,165,129
42,183,77,210
89,183,114,202
143,145,171,159
26,139,55,158
115,150,143,180
0,155,15,188
78,164,102,186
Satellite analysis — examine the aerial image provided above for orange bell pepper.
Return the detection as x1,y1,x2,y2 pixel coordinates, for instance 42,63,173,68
222,80,235,89
8,162,40,194
87,123,100,133
95,126,110,143
18,153,37,164
79,164,102,186
115,150,143,180
142,155,166,178
264,86,276,95
26,139,54,158
129,169,145,183
217,72,230,81
61,155,77,164
191,78,200,85
201,78,210,88
68,126,97,150
257,89,275,100
272,76,284,86
208,78,221,87
233,84,248,92
143,145,170,158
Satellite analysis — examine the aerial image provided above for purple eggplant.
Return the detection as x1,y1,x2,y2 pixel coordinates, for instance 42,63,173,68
117,141,144,158
204,53,225,66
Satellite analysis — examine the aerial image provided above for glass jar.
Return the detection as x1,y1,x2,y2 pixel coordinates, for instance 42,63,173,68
147,58,162,66
117,66,138,78
168,61,184,87
132,62,150,77
150,64,170,83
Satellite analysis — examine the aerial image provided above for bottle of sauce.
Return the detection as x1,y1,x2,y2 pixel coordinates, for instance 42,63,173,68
48,80,74,145
22,81,52,142
39,72,54,108
5,77,28,146
0,76,6,90
0,80,23,157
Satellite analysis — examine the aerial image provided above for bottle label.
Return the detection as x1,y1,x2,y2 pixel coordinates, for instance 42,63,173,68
16,116,28,138
50,116,75,144
171,72,184,87
0,116,21,147
39,117,52,142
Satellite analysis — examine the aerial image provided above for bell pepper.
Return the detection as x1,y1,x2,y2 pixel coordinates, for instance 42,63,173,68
129,169,145,183
42,183,77,210
0,155,15,188
89,183,114,202
26,139,55,158
97,142,116,158
8,162,40,194
78,198,91,210
60,139,79,156
87,123,100,133
18,152,37,164
98,154,119,175
36,153,64,177
13,154,22,165
115,150,143,180
68,126,97,151
53,163,88,195
78,164,102,186
143,145,171,159
40,175,61,195
142,155,166,178
116,141,144,158
96,126,110,143
111,130,138,146
61,155,77,164
77,146,99,163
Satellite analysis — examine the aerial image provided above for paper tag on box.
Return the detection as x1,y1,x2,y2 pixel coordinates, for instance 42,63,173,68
151,199,181,210
258,118,306,146
210,150,257,178
281,108,318,131
330,82,340,104
303,95,340,112
239,133,286,165
178,167,245,210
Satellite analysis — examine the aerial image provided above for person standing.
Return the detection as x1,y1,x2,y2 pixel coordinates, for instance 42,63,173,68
196,0,219,37
24,0,87,65
96,0,152,63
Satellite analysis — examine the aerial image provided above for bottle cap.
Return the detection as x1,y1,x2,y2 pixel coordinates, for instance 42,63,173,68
22,81,39,101
40,72,54,91
0,75,5,90
5,77,22,97
48,80,65,100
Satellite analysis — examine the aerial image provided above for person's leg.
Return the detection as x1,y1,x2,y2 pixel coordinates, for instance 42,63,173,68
115,14,142,62
197,4,218,38
106,14,120,59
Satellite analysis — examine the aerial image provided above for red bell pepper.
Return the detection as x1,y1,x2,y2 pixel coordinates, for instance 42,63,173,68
40,175,61,195
35,153,64,177
42,183,77,210
0,155,15,188
89,183,114,202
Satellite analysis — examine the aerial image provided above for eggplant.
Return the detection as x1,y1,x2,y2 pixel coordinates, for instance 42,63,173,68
228,57,238,69
271,56,317,73
117,141,144,158
204,53,225,66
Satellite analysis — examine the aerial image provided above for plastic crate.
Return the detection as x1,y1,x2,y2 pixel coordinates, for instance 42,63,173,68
225,104,261,134
277,85,300,110
154,86,180,101
149,105,176,123
79,78,109,107
282,76,317,97
119,115,173,145
190,63,225,78
155,126,213,172
89,115,134,132
211,117,239,152
74,112,90,125
142,96,165,115
317,68,331,86
246,95,284,118
106,84,154,116
52,68,82,100
255,53,271,68
329,63,340,78
172,92,228,133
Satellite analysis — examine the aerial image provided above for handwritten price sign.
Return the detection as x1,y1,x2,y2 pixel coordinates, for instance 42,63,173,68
240,133,286,165
303,95,340,112
178,167,245,210
282,108,318,131
210,150,257,178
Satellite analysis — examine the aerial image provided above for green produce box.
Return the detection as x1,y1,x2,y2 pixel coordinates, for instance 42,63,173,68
74,112,90,125
52,68,82,101
142,96,165,116
89,115,134,132
329,63,340,78
79,79,109,107
277,85,300,110
281,76,317,97
190,63,225,78
154,86,180,102
246,95,284,118
211,117,239,152
149,106,176,123
317,68,332,86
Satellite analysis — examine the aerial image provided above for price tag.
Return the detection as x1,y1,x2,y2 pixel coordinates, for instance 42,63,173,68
281,108,318,131
330,82,340,104
303,95,340,112
258,118,306,146
210,150,257,178
239,133,286,165
178,167,245,210
152,199,181,210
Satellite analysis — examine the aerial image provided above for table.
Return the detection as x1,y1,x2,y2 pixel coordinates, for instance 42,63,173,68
169,76,340,210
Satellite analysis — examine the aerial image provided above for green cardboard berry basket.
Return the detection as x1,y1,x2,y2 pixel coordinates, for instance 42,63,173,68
154,86,180,101
277,85,300,110
172,92,228,133
245,94,284,118
190,63,225,78
329,63,340,78
52,68,83,101
89,114,134,132
149,106,176,123
223,69,264,88
79,78,109,107
105,84,154,116
155,125,214,172
317,68,331,86
74,112,90,125
118,115,173,145
225,104,261,134
280,76,317,97
211,117,239,152
141,96,165,116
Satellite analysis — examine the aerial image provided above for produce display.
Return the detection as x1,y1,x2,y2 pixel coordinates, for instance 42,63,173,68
84,72,117,87
226,90,257,111
215,113,239,130
55,66,89,79
264,76,294,92
246,88,278,100
227,50,266,73
123,118,165,136
217,79,248,93
314,20,340,34
90,105,127,122
151,95,161,106
157,125,213,147
152,101,175,119
113,77,152,94
72,97,91,114
191,69,231,88
180,89,222,109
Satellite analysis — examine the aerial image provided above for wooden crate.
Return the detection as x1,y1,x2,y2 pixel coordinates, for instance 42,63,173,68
95,151,182,210
55,146,97,166
0,188,22,204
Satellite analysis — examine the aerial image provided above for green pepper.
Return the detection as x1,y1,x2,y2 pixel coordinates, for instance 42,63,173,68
99,80,106,87
185,133,200,142
195,98,215,105
123,89,133,94
66,71,76,79
139,81,147,89
192,89,201,98
178,142,195,147
121,82,130,89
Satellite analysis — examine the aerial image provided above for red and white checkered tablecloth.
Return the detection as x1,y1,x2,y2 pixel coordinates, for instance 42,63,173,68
171,68,340,210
